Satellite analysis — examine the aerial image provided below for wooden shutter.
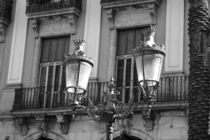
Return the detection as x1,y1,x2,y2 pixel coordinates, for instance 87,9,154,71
116,27,145,103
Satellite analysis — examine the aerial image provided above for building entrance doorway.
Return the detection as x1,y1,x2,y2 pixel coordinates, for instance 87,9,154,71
37,136,53,140
114,133,143,140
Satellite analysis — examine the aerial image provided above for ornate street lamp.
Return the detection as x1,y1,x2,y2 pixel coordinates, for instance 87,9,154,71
64,26,165,140
64,39,94,106
133,26,165,117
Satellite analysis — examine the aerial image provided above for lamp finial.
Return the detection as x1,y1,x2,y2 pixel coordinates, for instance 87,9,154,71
73,39,86,56
143,25,156,37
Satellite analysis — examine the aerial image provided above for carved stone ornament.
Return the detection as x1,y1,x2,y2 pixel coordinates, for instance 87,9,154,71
102,0,162,28
15,117,29,136
31,18,40,36
35,115,48,137
65,14,77,34
0,21,8,43
117,118,132,133
106,9,115,22
56,114,71,134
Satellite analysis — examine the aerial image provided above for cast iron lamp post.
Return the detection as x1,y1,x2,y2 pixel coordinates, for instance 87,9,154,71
64,26,165,140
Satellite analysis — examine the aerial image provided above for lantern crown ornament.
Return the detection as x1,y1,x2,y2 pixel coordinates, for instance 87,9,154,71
64,39,94,65
134,26,165,56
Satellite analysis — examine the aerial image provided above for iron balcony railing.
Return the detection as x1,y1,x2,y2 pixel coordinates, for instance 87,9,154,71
12,75,188,111
0,0,12,22
26,0,82,13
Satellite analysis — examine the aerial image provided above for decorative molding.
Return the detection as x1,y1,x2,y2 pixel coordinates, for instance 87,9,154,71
0,21,9,43
15,117,30,136
56,114,71,134
105,9,115,22
117,118,133,133
102,0,162,29
101,0,162,9
147,3,157,24
37,13,78,34
105,8,115,29
65,14,77,34
35,115,48,137
31,18,40,37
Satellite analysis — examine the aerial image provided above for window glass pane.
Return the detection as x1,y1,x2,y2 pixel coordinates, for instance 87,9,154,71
125,58,131,86
116,59,124,87
124,88,130,103
54,65,61,91
40,40,50,63
39,66,47,87
49,39,58,62
127,30,135,54
117,31,127,56
133,62,138,86
47,65,53,89
57,37,66,61
135,29,144,46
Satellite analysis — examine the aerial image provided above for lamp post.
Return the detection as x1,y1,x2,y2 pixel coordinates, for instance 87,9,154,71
64,26,165,140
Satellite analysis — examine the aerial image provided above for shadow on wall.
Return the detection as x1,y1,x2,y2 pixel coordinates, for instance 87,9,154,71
114,132,143,140
36,136,52,140
23,131,65,140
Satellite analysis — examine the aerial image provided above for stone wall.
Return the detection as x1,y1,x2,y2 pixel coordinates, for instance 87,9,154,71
0,111,188,140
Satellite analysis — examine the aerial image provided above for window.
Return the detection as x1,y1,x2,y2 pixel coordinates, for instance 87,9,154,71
116,27,146,103
39,36,70,107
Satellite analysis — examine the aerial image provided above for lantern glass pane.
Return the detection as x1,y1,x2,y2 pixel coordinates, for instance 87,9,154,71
78,62,93,90
135,53,164,86
65,62,79,92
135,55,144,83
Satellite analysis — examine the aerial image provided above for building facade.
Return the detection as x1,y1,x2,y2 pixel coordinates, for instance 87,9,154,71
0,0,209,140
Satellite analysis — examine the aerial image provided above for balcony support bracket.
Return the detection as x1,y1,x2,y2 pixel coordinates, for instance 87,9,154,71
35,115,49,137
14,117,30,136
31,18,40,37
56,114,71,134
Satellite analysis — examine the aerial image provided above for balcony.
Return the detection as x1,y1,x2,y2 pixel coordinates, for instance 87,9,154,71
12,75,188,115
26,0,82,17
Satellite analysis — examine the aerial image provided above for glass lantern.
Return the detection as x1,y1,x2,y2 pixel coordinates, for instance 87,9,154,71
133,26,165,88
64,40,94,105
